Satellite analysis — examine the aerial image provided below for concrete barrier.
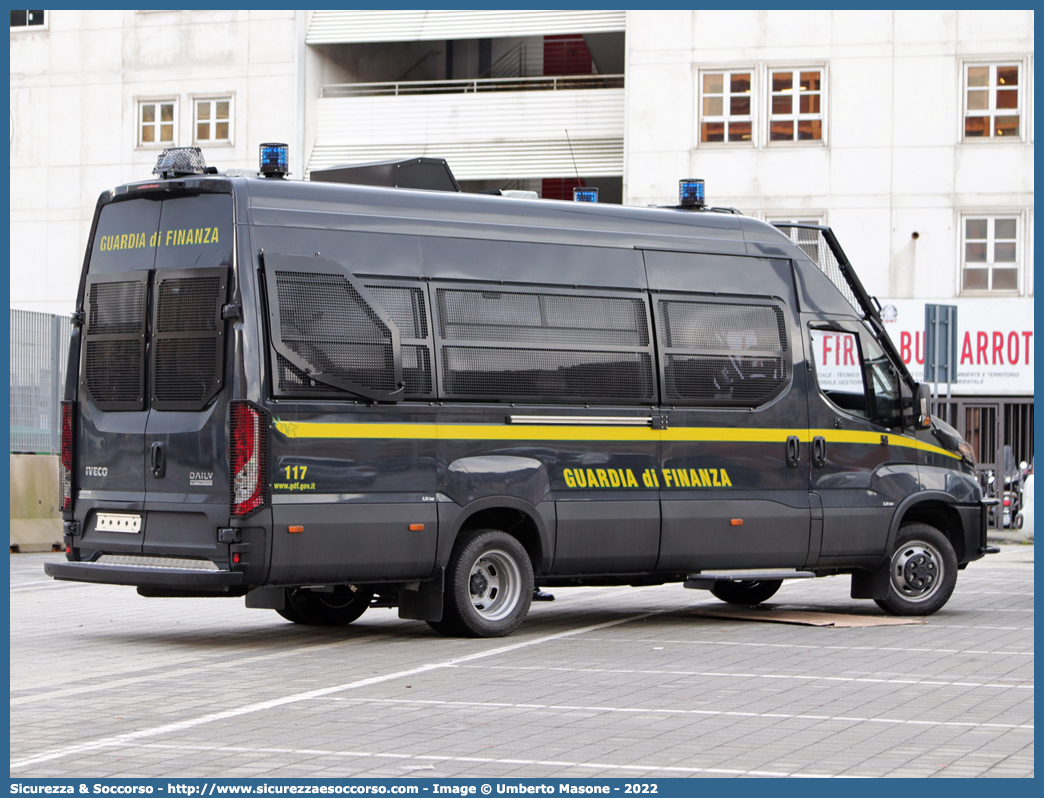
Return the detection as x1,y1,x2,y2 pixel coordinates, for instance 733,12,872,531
10,454,63,552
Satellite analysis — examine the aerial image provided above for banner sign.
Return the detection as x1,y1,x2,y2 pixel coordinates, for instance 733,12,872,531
878,298,1033,396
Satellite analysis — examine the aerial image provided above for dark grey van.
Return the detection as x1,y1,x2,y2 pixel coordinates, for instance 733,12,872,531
46,148,996,637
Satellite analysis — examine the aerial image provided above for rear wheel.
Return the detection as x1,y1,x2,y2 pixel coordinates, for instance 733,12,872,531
277,585,374,626
710,579,782,605
874,524,957,616
429,529,533,638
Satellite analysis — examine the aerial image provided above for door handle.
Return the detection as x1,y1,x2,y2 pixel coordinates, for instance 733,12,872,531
785,435,800,468
151,441,166,478
812,436,827,468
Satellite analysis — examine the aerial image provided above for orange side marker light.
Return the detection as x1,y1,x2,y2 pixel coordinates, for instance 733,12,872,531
409,524,425,531
288,525,304,534
730,519,744,526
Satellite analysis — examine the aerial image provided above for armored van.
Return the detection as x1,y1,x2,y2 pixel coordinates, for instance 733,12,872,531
46,146,996,637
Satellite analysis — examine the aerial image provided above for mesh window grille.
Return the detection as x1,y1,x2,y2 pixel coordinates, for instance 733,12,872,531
442,347,655,402
435,287,655,403
83,276,147,410
151,270,227,411
775,226,862,315
153,338,218,402
85,340,143,406
658,298,789,406
437,289,649,347
89,281,145,335
271,271,407,397
271,277,433,400
155,276,221,332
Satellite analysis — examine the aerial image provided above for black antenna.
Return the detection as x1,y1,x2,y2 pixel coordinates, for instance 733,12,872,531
565,129,585,188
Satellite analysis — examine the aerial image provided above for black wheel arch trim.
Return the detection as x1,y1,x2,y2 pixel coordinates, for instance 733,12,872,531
883,491,976,567
436,495,554,574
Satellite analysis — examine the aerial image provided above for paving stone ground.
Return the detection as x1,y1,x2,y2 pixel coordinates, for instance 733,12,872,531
9,544,1033,778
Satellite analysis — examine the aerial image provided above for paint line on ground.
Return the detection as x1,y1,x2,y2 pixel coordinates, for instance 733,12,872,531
451,664,1033,690
322,697,1035,731
86,741,852,779
9,612,652,770
573,637,1034,657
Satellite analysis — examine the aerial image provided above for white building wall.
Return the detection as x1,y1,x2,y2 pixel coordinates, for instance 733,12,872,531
10,10,297,315
625,10,1033,295
624,10,1033,396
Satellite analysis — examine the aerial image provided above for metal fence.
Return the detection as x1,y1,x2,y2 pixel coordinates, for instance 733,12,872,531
10,309,72,454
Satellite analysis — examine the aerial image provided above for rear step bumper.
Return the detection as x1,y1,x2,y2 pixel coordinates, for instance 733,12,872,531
45,561,244,590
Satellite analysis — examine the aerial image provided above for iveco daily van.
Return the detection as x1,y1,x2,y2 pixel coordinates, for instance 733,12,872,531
46,145,996,637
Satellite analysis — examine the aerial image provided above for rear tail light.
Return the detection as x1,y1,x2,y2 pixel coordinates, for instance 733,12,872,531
230,402,267,516
59,401,74,512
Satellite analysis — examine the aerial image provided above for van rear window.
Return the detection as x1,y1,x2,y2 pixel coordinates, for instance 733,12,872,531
89,194,233,274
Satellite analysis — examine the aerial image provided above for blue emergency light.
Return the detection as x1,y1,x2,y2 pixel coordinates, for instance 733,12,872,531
679,179,705,208
573,187,598,203
260,143,289,178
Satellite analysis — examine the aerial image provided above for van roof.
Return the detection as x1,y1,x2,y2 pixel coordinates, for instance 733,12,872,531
112,174,810,263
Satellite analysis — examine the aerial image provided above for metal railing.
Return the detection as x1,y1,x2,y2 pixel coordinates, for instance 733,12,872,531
321,73,624,98
10,309,72,454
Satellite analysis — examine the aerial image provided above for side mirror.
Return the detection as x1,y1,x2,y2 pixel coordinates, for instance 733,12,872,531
904,383,932,430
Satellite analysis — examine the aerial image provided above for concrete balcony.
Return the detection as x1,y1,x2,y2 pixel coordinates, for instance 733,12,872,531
308,75,625,182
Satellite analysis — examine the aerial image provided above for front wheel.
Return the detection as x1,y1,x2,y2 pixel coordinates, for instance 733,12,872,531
710,579,782,605
277,585,374,626
874,524,957,616
431,530,533,638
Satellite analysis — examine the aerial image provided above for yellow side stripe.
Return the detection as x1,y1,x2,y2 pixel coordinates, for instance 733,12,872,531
272,419,959,459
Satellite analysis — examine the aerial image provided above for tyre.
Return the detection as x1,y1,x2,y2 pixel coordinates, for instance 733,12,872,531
433,529,533,638
874,524,957,616
276,585,374,626
710,579,782,605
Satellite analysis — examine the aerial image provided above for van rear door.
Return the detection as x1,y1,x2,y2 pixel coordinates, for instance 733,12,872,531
76,199,161,554
75,191,235,559
142,194,234,557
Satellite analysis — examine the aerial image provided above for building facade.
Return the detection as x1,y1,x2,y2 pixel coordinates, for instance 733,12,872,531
9,9,1034,469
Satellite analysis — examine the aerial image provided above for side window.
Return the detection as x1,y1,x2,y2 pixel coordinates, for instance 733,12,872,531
809,327,901,427
432,285,656,404
861,333,901,428
656,296,790,407
809,329,868,418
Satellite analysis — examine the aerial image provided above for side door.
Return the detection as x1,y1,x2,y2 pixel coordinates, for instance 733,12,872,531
646,252,812,571
425,279,662,575
804,318,920,562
